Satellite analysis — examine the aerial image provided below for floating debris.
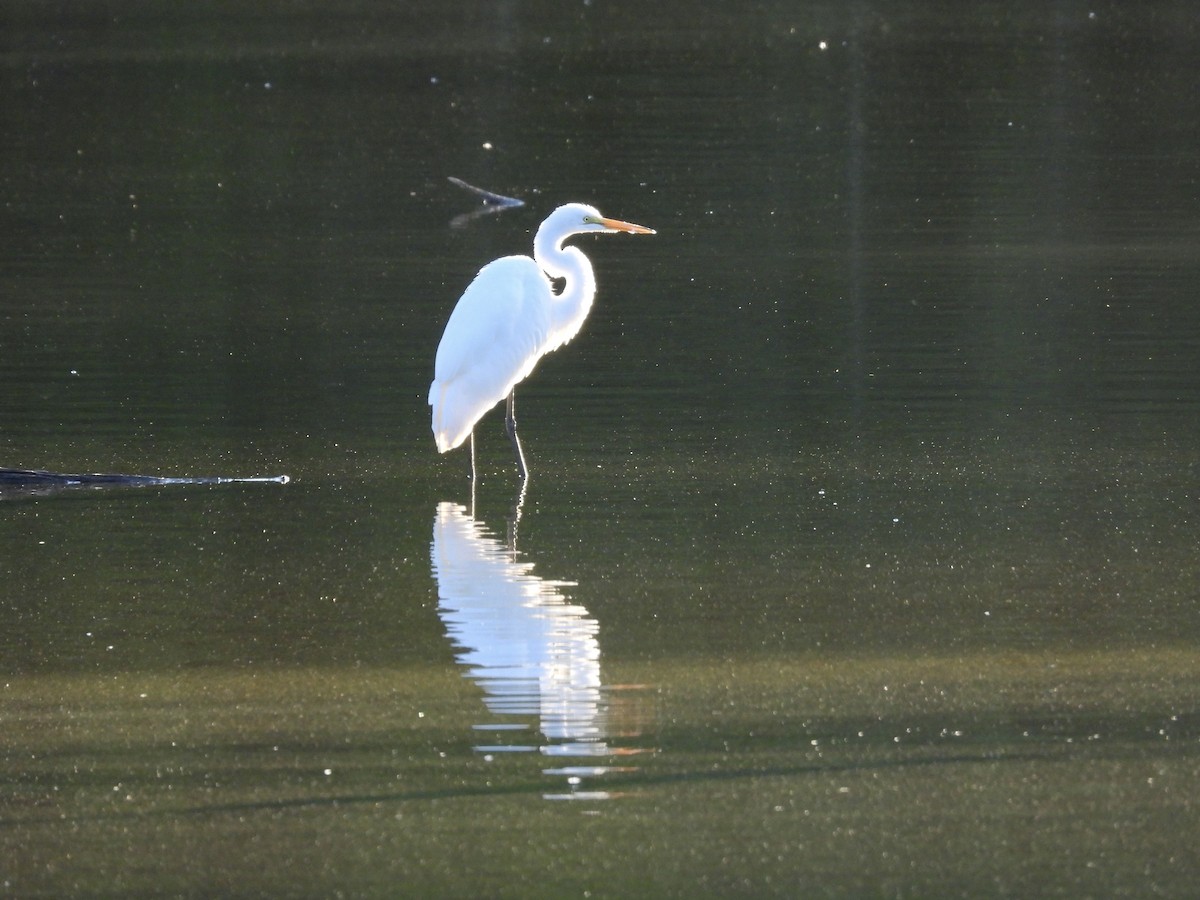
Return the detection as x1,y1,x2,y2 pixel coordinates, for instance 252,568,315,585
0,467,288,499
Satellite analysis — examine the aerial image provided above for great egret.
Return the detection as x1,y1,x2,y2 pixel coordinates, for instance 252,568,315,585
429,202,655,481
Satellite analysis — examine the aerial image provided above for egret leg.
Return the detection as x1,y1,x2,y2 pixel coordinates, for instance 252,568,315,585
504,389,528,481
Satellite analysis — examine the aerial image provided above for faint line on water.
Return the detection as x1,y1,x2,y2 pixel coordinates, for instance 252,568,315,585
4,741,1194,829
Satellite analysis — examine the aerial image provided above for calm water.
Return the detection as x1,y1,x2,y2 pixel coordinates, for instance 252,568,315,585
3,2,1200,896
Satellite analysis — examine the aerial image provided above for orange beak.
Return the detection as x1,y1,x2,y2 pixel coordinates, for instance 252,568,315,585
597,216,656,235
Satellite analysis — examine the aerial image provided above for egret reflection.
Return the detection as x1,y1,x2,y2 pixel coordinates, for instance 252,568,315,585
431,501,650,784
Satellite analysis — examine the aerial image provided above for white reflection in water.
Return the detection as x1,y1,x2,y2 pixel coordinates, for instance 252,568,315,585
431,501,650,796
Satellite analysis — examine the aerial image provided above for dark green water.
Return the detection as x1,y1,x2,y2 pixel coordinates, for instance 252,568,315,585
3,3,1199,896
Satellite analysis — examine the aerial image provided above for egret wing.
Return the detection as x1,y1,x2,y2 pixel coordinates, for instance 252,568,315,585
429,256,552,452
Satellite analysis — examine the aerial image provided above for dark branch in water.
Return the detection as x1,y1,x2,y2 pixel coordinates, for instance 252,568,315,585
0,467,288,499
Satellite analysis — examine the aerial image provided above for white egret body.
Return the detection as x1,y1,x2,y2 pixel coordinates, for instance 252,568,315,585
429,202,654,479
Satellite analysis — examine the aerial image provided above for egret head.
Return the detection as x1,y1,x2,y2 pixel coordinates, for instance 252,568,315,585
548,202,656,237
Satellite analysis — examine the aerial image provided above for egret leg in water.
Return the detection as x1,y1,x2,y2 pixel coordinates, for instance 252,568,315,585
504,389,527,481
429,203,654,482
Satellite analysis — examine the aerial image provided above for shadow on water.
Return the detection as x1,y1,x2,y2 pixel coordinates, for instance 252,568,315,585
2,742,1152,829
430,497,656,801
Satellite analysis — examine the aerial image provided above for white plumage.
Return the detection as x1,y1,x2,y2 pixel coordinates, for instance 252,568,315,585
429,202,654,477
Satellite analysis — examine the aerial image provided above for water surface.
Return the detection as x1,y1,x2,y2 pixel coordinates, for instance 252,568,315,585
3,2,1199,896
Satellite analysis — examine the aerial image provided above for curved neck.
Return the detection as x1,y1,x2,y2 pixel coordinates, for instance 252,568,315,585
534,223,596,346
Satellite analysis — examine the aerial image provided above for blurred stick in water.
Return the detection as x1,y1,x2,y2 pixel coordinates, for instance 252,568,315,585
448,177,525,228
